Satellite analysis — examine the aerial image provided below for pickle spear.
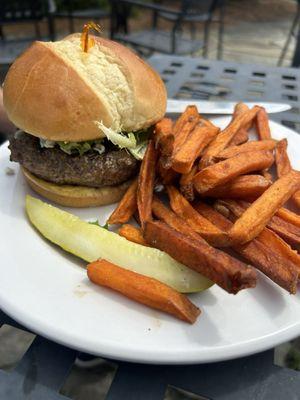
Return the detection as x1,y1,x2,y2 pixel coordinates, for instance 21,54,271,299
26,196,213,293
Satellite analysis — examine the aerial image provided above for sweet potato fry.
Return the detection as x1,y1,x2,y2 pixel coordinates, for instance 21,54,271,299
107,178,138,225
194,150,274,195
144,220,257,294
152,196,205,243
137,140,157,229
258,228,300,276
293,191,300,208
275,139,291,177
173,105,199,135
256,107,271,140
194,202,298,293
221,199,300,248
215,139,276,160
118,224,148,246
225,170,300,245
228,200,300,248
234,102,249,113
172,120,219,174
262,170,273,182
199,106,260,168
246,233,298,293
228,128,249,146
276,207,300,228
233,102,252,129
214,199,300,260
215,199,300,288
217,201,300,279
228,103,250,147
173,105,200,151
194,202,233,230
204,175,272,200
275,139,300,208
87,259,200,323
214,199,248,219
154,118,174,156
179,165,197,202
268,215,300,247
237,231,299,293
166,185,227,246
157,159,178,184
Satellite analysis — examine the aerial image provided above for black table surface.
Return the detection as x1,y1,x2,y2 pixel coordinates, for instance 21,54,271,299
1,54,300,399
149,54,300,134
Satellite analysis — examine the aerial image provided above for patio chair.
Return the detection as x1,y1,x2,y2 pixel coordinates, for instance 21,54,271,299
0,0,55,40
278,0,300,67
0,0,54,65
292,21,300,66
52,0,111,37
110,0,225,58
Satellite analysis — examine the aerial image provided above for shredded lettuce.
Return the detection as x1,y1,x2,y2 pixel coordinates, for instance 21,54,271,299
59,141,92,156
38,123,150,160
40,138,105,156
14,130,25,139
128,129,151,160
95,121,136,149
39,139,55,149
128,142,148,160
94,143,105,155
95,121,151,159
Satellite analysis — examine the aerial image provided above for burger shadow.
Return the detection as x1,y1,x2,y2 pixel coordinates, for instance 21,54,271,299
0,163,46,220
0,163,25,217
0,161,110,222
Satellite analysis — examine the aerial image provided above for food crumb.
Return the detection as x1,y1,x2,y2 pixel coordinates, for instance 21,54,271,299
154,318,162,328
73,288,87,298
5,167,15,175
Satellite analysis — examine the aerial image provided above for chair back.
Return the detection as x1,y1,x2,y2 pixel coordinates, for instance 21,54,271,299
54,0,74,15
0,0,49,23
180,0,221,15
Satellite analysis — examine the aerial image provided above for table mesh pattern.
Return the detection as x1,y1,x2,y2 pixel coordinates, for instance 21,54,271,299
149,55,300,133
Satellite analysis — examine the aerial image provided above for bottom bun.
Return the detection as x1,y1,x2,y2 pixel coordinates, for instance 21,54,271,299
22,168,131,207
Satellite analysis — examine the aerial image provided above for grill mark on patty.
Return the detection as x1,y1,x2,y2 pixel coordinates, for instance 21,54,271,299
9,132,139,187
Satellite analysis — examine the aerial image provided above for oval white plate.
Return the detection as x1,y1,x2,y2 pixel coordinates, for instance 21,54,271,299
1,117,300,365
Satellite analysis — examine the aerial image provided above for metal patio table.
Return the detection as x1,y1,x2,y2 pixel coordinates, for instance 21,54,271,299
1,54,300,399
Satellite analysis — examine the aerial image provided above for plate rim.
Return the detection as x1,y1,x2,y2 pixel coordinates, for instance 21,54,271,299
1,293,300,365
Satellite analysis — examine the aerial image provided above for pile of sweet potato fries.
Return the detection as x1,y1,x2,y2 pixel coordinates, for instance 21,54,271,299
87,103,300,324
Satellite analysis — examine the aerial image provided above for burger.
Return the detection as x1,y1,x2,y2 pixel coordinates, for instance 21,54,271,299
3,34,167,207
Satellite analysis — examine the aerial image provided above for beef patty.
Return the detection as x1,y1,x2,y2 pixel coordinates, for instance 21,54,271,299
9,132,139,187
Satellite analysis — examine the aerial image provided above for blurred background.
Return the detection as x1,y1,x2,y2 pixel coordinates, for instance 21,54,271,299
1,1,300,399
0,0,299,84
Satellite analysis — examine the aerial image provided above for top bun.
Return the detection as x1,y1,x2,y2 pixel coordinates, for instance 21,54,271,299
3,34,167,142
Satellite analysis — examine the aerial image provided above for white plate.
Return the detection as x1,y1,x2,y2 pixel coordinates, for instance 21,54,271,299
1,117,300,365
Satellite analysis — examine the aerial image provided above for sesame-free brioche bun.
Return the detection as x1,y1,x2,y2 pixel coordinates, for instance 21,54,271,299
3,34,167,142
22,168,132,208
